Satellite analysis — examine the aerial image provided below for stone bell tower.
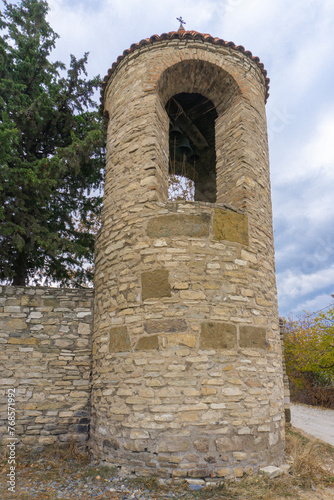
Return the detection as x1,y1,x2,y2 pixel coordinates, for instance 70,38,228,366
90,25,285,480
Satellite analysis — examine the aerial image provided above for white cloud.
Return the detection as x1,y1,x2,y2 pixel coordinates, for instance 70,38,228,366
281,291,334,318
277,265,334,302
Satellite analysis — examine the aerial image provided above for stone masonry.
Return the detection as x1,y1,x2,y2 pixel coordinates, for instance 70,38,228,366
90,30,286,479
0,286,93,449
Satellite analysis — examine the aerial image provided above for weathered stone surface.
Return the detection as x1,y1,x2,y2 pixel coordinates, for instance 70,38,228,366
158,439,189,453
180,290,206,300
36,402,68,410
103,438,120,450
147,214,210,238
215,437,244,452
167,333,196,348
141,269,171,300
213,209,249,245
109,326,130,353
194,439,209,453
260,465,282,478
43,298,58,307
6,318,27,330
0,286,93,450
233,467,244,478
188,469,209,478
200,322,237,349
145,318,187,333
216,468,232,477
8,336,39,345
239,326,267,349
135,335,159,350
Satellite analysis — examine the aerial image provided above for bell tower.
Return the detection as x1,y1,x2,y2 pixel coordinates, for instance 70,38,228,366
90,26,285,480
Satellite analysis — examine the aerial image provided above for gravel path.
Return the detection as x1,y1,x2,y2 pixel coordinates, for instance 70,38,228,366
290,403,334,446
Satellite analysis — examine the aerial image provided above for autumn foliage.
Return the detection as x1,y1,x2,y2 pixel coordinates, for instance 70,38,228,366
283,307,334,408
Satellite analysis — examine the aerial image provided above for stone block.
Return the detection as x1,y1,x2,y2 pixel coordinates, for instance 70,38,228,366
193,439,209,453
130,430,150,439
147,214,210,238
239,326,267,349
180,290,206,300
145,318,187,333
158,439,189,453
6,319,27,331
103,438,120,451
43,298,58,307
200,322,237,349
188,469,209,478
216,467,231,478
135,335,159,350
215,437,243,452
8,337,39,345
259,465,282,478
36,402,66,410
109,326,130,353
167,334,196,348
141,269,171,300
233,467,244,478
213,209,249,245
233,452,247,460
124,440,149,452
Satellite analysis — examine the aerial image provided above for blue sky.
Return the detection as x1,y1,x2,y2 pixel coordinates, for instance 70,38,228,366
3,0,334,317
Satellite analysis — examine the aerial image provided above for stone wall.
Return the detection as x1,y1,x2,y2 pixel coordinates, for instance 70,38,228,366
92,200,285,479
0,286,93,449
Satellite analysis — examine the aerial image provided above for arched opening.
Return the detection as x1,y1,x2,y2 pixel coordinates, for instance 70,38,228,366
166,93,217,203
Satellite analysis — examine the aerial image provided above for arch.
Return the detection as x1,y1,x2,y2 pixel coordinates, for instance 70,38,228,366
157,59,240,116
157,60,242,206
166,92,218,203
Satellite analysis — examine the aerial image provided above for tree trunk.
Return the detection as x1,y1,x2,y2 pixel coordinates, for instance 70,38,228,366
12,253,28,286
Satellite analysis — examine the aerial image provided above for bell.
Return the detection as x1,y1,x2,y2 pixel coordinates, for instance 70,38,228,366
176,136,193,159
170,122,183,138
190,147,200,162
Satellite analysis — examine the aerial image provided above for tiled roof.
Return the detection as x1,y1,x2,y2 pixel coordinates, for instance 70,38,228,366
100,30,270,112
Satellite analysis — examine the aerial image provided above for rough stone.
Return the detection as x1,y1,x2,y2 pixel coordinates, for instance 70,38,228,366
167,334,197,348
239,326,267,349
216,468,232,478
6,319,27,330
141,269,171,300
8,337,39,345
145,318,187,333
135,335,159,350
0,286,93,450
213,209,249,245
259,465,283,478
193,439,209,453
200,322,237,349
109,326,130,353
147,214,210,238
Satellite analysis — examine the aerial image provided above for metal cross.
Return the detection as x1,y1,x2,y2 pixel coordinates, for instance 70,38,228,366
177,16,186,29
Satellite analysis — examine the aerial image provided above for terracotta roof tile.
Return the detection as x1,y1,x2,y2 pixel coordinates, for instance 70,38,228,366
100,30,269,113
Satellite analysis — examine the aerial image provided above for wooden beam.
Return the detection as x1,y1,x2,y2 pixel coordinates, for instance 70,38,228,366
171,98,209,150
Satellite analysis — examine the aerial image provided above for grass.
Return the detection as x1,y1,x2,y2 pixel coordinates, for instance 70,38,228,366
1,427,334,499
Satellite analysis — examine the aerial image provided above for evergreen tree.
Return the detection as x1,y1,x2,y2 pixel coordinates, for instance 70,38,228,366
0,0,105,286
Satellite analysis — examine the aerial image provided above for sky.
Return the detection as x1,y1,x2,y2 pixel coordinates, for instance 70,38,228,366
3,0,334,317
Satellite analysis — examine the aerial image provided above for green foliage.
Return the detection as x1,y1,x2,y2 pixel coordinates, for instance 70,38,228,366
0,0,105,286
283,308,334,393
